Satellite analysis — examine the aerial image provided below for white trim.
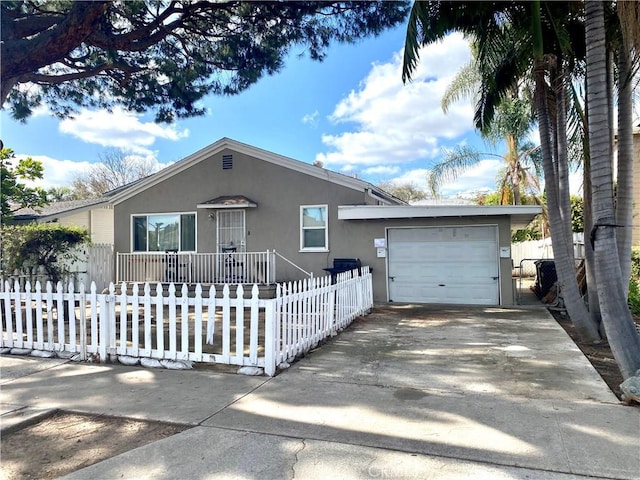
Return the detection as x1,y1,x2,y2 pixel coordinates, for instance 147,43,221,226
300,204,329,252
197,203,256,209
338,205,541,229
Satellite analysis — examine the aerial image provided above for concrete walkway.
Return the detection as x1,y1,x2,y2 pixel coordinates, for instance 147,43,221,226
1,305,638,479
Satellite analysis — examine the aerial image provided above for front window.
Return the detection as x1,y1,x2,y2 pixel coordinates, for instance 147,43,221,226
300,205,328,251
132,213,196,252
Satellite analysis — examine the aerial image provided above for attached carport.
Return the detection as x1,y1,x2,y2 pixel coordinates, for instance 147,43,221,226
338,204,541,306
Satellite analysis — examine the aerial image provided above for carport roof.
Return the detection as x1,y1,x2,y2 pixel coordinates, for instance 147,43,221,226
338,205,542,229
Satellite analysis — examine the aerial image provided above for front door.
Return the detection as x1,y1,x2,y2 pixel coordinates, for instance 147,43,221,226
217,210,246,252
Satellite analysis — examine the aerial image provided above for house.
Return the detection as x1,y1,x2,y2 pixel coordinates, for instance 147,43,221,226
12,197,114,245
109,137,541,306
9,198,115,290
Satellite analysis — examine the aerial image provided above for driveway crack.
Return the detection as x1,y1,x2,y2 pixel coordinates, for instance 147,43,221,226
290,439,306,479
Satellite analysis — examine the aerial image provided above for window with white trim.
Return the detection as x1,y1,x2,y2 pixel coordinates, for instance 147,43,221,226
300,205,328,251
132,213,196,252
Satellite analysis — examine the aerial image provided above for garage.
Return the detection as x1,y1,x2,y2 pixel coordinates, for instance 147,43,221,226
337,204,542,306
387,225,499,305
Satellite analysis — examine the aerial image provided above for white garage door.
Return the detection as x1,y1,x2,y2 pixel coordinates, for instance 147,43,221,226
387,226,499,305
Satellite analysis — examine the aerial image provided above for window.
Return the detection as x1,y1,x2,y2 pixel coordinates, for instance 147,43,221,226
300,205,328,251
132,213,196,252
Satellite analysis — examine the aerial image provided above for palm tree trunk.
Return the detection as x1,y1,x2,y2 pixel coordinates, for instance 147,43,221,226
585,0,640,380
616,48,634,297
554,61,578,265
583,140,603,333
532,1,601,342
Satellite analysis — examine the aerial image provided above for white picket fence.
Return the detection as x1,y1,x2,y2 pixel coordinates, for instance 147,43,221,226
0,267,372,376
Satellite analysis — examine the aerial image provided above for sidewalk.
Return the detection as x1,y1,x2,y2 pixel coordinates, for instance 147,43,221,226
2,305,638,479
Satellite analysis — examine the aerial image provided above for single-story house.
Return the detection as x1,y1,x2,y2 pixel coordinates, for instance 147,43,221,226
108,137,541,306
12,198,114,245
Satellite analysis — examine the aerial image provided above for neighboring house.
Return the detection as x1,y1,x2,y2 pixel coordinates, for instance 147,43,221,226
12,197,114,245
10,198,115,290
110,137,540,306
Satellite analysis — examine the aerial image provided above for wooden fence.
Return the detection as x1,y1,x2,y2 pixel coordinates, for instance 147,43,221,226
0,267,372,376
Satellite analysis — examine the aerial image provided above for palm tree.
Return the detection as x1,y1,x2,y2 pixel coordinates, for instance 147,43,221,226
403,0,601,342
585,0,640,380
431,68,542,205
614,0,639,295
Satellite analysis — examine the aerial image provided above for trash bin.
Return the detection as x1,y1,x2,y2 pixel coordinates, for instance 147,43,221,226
534,260,557,299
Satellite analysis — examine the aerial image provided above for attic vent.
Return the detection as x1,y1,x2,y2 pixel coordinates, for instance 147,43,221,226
222,154,233,170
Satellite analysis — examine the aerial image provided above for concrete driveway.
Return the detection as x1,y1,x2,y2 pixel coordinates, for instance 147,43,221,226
2,304,638,479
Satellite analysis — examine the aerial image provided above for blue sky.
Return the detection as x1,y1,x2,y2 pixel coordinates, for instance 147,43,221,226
1,26,521,198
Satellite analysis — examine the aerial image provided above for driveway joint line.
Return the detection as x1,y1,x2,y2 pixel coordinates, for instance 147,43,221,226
196,376,274,426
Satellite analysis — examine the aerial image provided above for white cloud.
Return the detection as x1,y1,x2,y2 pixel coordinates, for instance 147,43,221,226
316,33,474,171
302,110,319,127
17,153,170,189
438,158,502,198
59,107,189,155
362,165,401,176
387,168,431,190
17,154,93,189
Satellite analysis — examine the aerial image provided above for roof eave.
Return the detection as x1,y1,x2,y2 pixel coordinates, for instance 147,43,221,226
338,205,542,228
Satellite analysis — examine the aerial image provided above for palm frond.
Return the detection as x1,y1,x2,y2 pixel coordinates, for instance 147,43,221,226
441,59,480,113
617,1,640,61
429,146,482,196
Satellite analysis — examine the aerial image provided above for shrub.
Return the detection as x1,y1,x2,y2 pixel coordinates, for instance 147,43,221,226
628,247,640,316
1,223,90,284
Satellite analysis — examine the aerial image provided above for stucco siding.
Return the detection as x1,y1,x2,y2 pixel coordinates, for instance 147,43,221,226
114,148,368,279
113,144,521,305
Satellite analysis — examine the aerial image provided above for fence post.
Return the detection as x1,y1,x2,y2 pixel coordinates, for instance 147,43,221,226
264,299,276,376
115,253,120,285
98,283,115,363
98,287,108,362
79,283,87,361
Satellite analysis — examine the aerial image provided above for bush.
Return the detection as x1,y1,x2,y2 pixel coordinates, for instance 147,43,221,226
1,223,90,284
628,247,640,316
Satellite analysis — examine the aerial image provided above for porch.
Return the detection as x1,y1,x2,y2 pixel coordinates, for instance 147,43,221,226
116,251,278,286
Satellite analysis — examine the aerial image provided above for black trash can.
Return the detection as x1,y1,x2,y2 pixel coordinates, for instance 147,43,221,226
534,260,557,299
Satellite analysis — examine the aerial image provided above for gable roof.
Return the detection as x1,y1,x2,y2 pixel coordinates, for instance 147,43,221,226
110,137,403,206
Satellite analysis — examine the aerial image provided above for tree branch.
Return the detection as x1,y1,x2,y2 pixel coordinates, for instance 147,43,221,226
1,2,109,104
24,62,141,85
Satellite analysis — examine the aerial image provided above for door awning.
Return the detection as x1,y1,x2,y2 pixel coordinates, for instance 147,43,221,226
197,195,257,209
